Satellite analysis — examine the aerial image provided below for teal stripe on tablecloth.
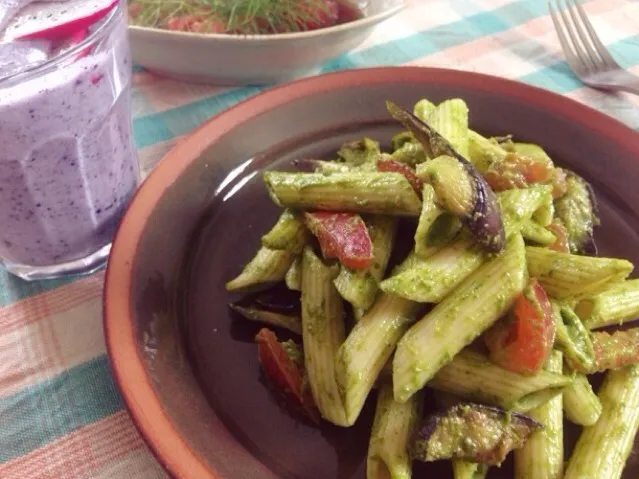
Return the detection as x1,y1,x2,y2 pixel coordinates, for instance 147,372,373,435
319,0,549,71
134,86,262,149
0,355,122,463
132,0,551,149
520,35,639,92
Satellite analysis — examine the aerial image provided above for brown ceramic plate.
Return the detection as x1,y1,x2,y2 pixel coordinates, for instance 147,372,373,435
104,67,639,479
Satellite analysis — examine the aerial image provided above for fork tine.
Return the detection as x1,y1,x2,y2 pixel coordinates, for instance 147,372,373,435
548,2,577,69
553,0,590,72
570,0,618,67
565,0,603,70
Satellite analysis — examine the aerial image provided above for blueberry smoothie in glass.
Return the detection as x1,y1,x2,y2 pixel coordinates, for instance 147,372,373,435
0,0,139,279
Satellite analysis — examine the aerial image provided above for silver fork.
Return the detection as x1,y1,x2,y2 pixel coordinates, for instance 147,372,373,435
548,0,639,95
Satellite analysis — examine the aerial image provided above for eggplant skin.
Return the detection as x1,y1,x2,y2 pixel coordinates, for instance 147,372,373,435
554,171,599,256
466,168,506,253
412,403,542,465
386,101,505,253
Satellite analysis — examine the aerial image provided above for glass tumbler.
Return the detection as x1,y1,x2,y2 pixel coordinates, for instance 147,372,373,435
0,2,139,280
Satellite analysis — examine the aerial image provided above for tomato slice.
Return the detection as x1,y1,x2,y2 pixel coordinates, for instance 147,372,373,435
255,328,318,422
484,280,556,375
484,153,554,192
377,159,424,195
546,221,570,253
166,14,225,33
304,212,374,270
591,328,639,373
290,0,339,31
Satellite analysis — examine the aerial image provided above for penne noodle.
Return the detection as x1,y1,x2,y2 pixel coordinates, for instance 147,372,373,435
366,380,422,479
562,369,601,426
301,247,348,426
427,99,470,158
393,234,527,402
564,365,639,479
514,351,564,479
427,349,572,412
336,293,420,425
526,246,633,300
575,279,639,330
380,235,485,303
264,171,422,216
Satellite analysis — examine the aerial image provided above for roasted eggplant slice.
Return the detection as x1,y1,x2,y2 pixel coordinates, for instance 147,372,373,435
249,283,301,314
386,101,505,253
229,284,302,334
553,171,599,255
412,403,542,466
229,303,302,335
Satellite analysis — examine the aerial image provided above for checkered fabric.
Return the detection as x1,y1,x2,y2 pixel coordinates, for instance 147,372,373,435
1,1,637,477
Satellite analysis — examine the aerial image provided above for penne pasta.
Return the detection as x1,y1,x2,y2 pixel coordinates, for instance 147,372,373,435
427,99,470,157
334,268,378,311
497,184,554,239
564,365,639,479
226,246,298,291
260,209,307,250
575,279,639,330
227,209,308,290
228,96,639,479
514,350,564,479
264,171,422,216
552,302,595,373
414,184,445,255
526,246,633,300
393,234,527,402
427,349,571,412
412,98,436,122
562,369,601,426
366,380,422,479
336,293,420,425
301,247,348,426
467,130,508,173
380,235,485,303
284,255,301,291
520,219,556,246
452,460,489,479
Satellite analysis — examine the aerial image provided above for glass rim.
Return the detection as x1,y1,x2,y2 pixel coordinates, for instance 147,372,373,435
0,0,123,85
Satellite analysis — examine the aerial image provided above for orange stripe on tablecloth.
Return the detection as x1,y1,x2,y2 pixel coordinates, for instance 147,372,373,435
405,0,630,68
0,411,146,479
46,312,101,473
0,271,104,333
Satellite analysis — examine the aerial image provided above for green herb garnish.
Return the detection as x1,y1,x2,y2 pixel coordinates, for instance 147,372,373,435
128,0,338,34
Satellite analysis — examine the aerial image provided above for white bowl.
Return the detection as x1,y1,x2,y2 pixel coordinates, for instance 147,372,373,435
128,0,405,85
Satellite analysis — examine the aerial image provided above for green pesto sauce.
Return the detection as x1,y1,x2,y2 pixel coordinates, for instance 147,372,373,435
281,339,303,368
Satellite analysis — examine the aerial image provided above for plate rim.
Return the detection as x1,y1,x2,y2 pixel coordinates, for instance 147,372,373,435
103,66,639,479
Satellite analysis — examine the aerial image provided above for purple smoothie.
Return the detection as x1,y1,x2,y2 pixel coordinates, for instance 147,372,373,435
0,2,138,273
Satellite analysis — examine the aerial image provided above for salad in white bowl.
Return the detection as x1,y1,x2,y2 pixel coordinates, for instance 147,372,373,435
126,0,405,85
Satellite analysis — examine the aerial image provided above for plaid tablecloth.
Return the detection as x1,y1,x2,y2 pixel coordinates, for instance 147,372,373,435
1,1,638,478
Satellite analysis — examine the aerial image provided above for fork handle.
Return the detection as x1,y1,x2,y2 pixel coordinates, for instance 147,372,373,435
618,84,639,97
616,75,639,96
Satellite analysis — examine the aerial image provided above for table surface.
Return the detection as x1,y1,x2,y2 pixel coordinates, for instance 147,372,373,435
1,1,638,478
